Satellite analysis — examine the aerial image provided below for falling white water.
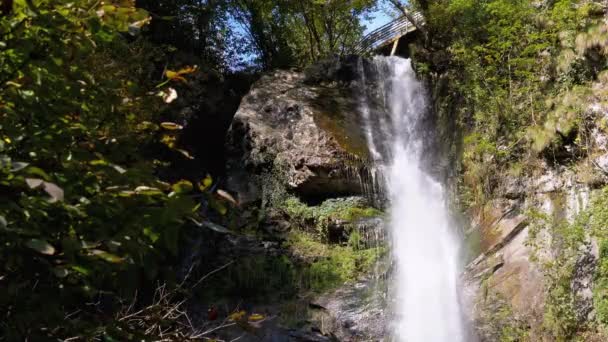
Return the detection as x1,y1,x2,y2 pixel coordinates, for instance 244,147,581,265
358,56,464,341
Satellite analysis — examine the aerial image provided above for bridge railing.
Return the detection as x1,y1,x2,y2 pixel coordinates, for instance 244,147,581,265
356,12,424,54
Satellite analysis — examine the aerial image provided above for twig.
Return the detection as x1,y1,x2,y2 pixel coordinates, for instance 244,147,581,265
230,333,246,342
190,322,237,339
191,260,235,290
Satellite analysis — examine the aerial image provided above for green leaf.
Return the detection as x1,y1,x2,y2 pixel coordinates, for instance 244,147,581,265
134,186,163,196
10,162,29,172
26,239,56,255
70,265,91,276
90,249,124,263
143,227,160,243
89,159,108,166
0,215,6,229
209,197,227,215
25,167,50,180
199,175,213,191
172,180,193,194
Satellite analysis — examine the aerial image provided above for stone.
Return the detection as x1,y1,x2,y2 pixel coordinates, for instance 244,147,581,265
226,65,372,203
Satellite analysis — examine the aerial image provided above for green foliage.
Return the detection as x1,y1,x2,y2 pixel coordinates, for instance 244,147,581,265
281,196,382,238
227,0,376,69
594,239,608,325
582,188,608,327
422,0,607,207
200,231,385,301
524,187,608,338
524,195,587,338
137,0,239,70
0,1,210,338
286,231,385,292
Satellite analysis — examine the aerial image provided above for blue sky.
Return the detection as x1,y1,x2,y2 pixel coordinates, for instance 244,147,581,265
364,10,392,34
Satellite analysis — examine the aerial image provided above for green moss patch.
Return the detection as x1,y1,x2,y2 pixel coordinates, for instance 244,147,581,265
281,196,382,237
286,231,386,293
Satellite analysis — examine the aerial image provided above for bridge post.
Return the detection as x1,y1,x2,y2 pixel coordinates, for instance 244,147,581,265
390,39,399,56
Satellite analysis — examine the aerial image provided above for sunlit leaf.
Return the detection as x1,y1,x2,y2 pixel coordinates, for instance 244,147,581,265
143,227,160,243
248,313,265,322
25,167,50,180
26,239,56,255
210,198,227,215
25,178,64,202
216,189,237,206
71,265,91,276
160,87,178,103
160,122,183,130
172,180,193,194
165,66,197,82
43,182,64,202
90,249,124,263
199,175,213,191
176,148,194,159
90,159,108,166
25,178,44,189
228,310,247,321
111,164,127,174
134,186,163,196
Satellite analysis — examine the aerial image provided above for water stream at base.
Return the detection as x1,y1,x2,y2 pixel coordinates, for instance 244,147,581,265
358,56,465,342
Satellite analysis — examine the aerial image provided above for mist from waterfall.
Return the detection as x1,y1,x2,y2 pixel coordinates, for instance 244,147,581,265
358,56,464,342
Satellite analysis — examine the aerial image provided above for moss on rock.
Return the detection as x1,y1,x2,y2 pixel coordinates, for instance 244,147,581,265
286,231,386,293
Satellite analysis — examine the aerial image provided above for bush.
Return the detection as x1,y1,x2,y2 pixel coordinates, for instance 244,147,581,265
0,1,205,338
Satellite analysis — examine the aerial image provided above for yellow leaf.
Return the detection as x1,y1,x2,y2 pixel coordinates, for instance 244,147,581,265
228,310,247,321
248,313,265,322
172,180,193,194
165,65,198,82
90,249,124,263
165,70,186,82
199,175,213,191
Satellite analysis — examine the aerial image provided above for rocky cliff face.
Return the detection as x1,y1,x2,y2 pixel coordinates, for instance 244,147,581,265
226,59,373,205
220,58,388,341
463,103,608,340
221,53,608,341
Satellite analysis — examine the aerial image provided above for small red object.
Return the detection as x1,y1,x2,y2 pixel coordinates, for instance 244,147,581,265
207,305,218,321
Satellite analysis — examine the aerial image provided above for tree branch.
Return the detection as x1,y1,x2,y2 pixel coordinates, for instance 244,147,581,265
387,0,428,42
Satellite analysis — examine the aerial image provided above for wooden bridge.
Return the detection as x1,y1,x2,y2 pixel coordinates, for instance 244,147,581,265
356,12,424,55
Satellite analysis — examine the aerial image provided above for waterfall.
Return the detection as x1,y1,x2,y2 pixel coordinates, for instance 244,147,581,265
358,56,465,341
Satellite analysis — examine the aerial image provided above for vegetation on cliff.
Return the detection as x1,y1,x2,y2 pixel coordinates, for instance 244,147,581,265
410,0,608,207
406,0,608,339
0,0,384,338
0,1,230,339
4,0,607,339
